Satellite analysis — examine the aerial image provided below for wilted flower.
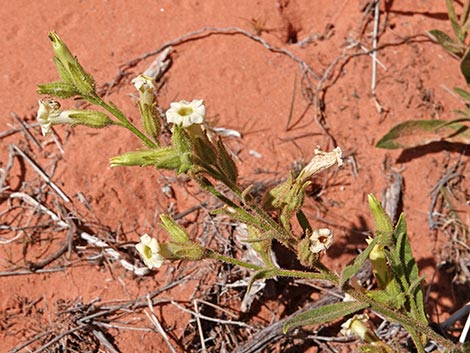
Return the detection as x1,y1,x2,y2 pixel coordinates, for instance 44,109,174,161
310,228,333,254
166,99,205,128
298,147,343,182
135,234,165,269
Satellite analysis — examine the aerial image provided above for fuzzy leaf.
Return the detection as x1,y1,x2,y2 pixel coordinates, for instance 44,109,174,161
283,301,369,333
392,214,427,323
376,119,470,149
427,29,463,56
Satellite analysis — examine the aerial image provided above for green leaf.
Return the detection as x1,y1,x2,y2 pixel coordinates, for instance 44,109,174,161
461,46,470,84
454,87,470,101
340,236,378,288
427,29,463,56
392,214,427,323
375,119,470,149
283,301,369,333
447,0,465,42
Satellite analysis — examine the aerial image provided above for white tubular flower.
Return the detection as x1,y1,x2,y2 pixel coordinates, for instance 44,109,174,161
166,99,205,128
132,74,156,106
310,228,333,254
135,234,164,269
37,98,73,136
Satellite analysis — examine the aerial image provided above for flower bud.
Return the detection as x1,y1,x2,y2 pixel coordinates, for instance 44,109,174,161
366,238,391,289
132,74,160,140
109,147,181,169
48,31,95,96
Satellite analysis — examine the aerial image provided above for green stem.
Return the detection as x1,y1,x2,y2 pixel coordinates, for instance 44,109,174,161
86,93,157,148
349,289,455,351
207,250,263,271
271,268,338,283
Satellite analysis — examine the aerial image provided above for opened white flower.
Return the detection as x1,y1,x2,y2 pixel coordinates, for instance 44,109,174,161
37,99,74,136
166,99,205,128
310,228,333,254
135,234,164,269
132,74,156,106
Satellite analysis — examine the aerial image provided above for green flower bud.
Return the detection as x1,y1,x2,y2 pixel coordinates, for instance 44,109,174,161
110,147,181,169
48,31,95,96
132,74,160,141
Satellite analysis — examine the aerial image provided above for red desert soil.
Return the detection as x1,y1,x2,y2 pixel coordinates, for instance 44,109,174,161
1,1,469,352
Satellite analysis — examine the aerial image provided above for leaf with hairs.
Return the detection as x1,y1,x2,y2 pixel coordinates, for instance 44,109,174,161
283,301,369,333
376,119,470,149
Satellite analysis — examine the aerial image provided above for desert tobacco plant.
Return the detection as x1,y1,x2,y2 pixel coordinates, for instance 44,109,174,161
37,32,464,352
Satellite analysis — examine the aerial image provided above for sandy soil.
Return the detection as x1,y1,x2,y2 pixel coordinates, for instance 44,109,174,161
1,1,469,352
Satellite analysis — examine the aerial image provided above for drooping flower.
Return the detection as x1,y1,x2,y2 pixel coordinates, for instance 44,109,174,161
309,228,333,254
37,99,112,136
135,234,165,269
37,99,72,135
166,99,205,128
298,147,343,182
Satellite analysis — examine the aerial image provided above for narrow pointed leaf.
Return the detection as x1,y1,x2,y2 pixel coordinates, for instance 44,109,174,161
283,301,369,333
454,87,470,101
376,119,470,149
427,30,463,56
